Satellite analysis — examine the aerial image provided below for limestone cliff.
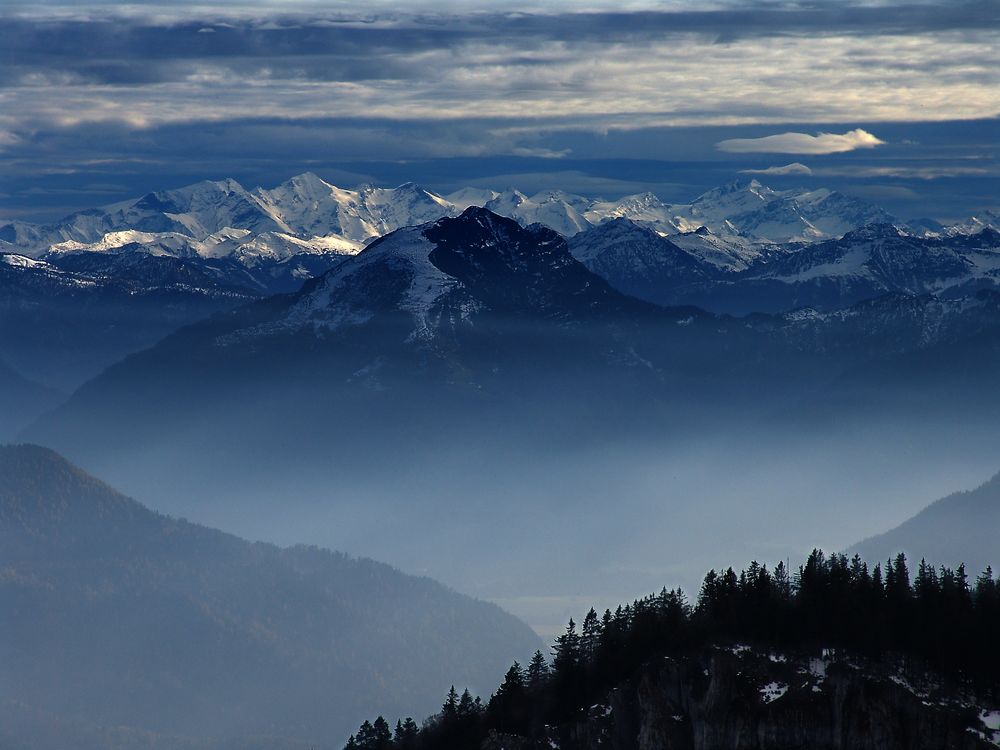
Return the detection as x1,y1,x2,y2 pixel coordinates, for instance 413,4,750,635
485,647,999,750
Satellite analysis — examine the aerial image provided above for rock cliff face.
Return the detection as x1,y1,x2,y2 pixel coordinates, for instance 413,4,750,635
497,648,998,750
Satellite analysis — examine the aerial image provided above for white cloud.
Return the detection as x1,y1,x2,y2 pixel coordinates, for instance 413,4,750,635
739,162,813,176
717,129,886,155
509,146,571,159
0,129,21,151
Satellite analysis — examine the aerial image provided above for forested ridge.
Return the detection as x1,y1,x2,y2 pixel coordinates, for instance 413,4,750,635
346,549,1000,750
0,444,540,748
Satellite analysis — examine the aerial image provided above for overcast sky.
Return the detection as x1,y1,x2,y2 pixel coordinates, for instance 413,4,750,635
0,0,997,222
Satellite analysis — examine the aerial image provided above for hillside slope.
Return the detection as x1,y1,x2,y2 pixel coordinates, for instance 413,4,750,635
0,360,62,440
851,472,1000,576
0,444,540,749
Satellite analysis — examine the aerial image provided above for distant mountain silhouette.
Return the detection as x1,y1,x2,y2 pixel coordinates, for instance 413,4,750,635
0,251,260,389
0,444,540,750
851,471,1000,576
0,360,61,439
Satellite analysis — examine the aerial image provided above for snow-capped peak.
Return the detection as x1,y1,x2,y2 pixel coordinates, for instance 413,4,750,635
445,187,500,210
1,253,53,270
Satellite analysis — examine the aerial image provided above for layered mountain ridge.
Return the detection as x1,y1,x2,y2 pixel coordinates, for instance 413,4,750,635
24,209,1000,575
0,245,263,389
0,444,540,750
851,471,1000,577
5,173,995,332
567,220,1000,314
6,184,1000,632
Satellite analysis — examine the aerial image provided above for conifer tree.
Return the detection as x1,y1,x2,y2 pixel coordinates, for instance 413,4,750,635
601,608,613,631
550,616,585,715
458,688,478,718
890,553,911,598
915,558,937,601
346,551,1000,750
527,649,550,689
612,604,627,630
356,720,375,750
496,662,526,697
441,686,459,721
872,562,884,592
975,566,996,601
581,607,601,660
774,560,792,600
393,719,420,750
371,717,393,750
552,618,581,675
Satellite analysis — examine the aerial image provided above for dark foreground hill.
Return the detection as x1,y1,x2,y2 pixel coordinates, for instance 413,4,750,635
851,471,1000,577
0,444,540,750
346,550,1000,750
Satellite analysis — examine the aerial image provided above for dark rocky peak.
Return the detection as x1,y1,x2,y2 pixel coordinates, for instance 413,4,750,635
423,207,648,318
841,222,904,242
572,217,702,269
427,206,570,272
591,216,657,237
545,647,998,750
966,226,1000,246
132,190,182,214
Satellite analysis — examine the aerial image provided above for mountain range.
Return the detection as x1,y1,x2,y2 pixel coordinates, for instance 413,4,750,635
4,173,998,393
569,220,1000,314
28,207,1000,441
5,173,1000,631
18,207,1000,616
1,174,453,256
0,444,539,750
0,249,262,389
8,173,991,266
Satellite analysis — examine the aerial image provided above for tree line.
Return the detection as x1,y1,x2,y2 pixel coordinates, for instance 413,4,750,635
343,550,1000,750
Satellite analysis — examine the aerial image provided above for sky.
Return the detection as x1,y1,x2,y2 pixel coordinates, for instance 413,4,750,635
0,0,997,223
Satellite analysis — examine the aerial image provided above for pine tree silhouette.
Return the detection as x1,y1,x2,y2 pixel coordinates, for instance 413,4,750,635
345,552,1000,750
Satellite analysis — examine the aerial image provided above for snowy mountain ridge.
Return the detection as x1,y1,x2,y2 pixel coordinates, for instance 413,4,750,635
5,173,975,266
567,217,1000,314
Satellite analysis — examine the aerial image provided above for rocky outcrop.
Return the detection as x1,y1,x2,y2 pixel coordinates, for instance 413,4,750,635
537,648,998,750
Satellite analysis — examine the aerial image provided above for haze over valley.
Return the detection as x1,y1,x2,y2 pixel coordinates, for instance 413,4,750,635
4,172,1000,633
2,1,998,748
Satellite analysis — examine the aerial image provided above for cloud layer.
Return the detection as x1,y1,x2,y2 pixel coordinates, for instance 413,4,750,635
740,163,813,176
0,5,997,143
718,130,886,155
0,2,997,223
